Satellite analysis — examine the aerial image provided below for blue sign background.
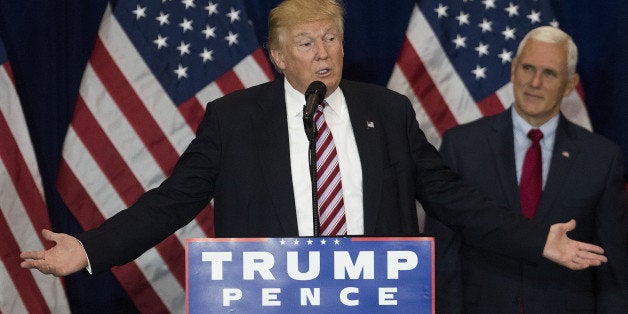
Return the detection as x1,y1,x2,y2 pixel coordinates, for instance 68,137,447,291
187,237,434,313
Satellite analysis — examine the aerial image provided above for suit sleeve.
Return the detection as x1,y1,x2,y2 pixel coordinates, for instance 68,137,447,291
76,102,222,274
594,148,628,312
403,100,550,265
424,130,464,314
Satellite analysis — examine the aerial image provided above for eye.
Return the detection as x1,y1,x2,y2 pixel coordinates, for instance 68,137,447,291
522,64,534,71
543,69,558,78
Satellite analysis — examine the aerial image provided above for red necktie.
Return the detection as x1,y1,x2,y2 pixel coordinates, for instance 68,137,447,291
520,129,543,219
315,101,347,235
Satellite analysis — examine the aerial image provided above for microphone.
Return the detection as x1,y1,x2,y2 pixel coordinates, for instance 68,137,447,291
302,81,326,236
303,81,327,117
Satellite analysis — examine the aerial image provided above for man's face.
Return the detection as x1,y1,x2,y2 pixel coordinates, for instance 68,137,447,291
511,39,579,127
270,19,344,97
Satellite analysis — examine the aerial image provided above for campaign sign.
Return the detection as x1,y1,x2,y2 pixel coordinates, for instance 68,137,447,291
186,237,434,313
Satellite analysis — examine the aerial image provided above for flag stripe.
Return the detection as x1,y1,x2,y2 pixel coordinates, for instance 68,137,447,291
178,96,206,133
58,127,185,309
98,9,197,154
0,208,49,313
215,69,246,95
90,37,179,176
56,159,175,313
0,106,51,246
1,48,70,312
0,260,28,313
70,96,187,287
251,48,275,81
397,38,457,135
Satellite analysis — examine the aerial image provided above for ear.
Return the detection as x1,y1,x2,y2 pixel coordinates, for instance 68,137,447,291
270,49,286,71
510,57,517,82
564,73,580,97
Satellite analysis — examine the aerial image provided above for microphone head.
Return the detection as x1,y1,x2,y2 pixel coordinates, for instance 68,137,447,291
305,81,327,104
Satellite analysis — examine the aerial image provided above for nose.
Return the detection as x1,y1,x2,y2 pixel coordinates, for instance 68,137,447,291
530,71,543,88
314,39,329,60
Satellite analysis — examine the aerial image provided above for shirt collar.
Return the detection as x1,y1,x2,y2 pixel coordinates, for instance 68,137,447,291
511,107,559,141
284,79,344,118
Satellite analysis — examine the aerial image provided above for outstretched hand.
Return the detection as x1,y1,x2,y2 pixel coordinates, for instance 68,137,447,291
543,219,607,270
20,229,88,277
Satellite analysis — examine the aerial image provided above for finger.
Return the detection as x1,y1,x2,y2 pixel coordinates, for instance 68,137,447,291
41,229,56,241
19,250,45,260
572,256,601,269
562,219,576,232
577,242,605,255
577,250,608,263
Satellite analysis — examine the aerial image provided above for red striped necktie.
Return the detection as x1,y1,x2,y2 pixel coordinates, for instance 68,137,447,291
520,129,543,219
315,101,347,235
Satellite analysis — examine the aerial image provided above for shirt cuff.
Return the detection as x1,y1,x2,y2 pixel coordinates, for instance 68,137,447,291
77,238,93,274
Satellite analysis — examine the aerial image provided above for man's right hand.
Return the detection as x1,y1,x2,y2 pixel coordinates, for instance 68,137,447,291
542,219,608,270
20,229,88,277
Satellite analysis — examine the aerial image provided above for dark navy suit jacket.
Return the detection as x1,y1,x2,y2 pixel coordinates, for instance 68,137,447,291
426,109,628,313
78,79,551,275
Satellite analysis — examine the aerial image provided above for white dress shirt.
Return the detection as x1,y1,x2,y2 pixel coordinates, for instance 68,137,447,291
285,80,364,236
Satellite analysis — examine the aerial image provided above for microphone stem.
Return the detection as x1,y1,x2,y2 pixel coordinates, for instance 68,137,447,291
303,112,320,236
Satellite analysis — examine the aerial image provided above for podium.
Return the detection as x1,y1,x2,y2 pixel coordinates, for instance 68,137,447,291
186,237,434,313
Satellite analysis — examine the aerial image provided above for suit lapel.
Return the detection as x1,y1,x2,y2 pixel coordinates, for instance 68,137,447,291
253,79,299,235
341,81,384,235
535,116,577,221
488,110,521,211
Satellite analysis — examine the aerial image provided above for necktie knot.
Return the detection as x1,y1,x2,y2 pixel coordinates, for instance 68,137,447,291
528,129,543,143
317,101,327,113
521,128,543,219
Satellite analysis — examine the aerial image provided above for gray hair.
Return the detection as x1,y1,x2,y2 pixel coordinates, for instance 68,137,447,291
516,26,578,76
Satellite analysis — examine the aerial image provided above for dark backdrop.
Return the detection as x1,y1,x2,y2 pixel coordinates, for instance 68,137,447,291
1,0,626,311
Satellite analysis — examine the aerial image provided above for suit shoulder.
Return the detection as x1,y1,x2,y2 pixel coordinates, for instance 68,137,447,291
341,80,409,103
564,120,622,153
206,80,276,112
443,114,498,139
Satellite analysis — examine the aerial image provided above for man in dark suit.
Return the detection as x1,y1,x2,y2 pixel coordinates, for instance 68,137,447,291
426,26,628,313
21,1,607,277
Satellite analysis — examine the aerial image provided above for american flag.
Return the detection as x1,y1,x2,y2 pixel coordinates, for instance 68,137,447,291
56,0,273,312
388,0,591,149
0,38,70,313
